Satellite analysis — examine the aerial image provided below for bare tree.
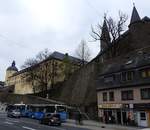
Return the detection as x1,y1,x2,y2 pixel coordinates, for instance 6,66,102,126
91,11,128,56
21,48,51,69
35,48,51,62
21,48,53,96
75,40,91,65
21,58,38,69
107,11,128,41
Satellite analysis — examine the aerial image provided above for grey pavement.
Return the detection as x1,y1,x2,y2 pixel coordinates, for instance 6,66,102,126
65,119,144,130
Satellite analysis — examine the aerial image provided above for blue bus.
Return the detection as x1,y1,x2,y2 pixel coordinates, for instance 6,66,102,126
9,104,68,122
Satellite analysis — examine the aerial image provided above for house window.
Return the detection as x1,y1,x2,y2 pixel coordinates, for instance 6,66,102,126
104,75,114,83
142,71,147,78
141,88,150,99
141,68,150,78
103,92,107,101
121,72,126,81
127,71,134,81
121,90,133,100
109,92,114,101
121,71,134,81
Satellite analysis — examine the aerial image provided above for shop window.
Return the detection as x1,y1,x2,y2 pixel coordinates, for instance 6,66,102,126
109,92,114,101
140,112,146,120
141,88,150,99
121,90,133,100
103,92,107,101
141,68,150,78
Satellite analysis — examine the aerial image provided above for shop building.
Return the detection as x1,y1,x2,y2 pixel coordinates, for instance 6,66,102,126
97,85,150,127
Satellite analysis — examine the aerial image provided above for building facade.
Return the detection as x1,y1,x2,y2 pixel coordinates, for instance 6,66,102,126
97,6,150,127
5,51,82,95
97,55,150,127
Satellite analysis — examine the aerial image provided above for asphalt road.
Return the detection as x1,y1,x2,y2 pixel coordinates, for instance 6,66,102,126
0,113,90,130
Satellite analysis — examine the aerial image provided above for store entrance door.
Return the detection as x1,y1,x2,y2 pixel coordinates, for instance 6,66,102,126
122,111,127,125
117,111,121,124
138,112,148,127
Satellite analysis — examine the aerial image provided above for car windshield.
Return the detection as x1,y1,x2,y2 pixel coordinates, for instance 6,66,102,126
52,114,60,118
45,114,51,117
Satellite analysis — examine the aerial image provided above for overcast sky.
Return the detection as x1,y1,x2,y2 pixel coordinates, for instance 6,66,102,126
0,0,150,81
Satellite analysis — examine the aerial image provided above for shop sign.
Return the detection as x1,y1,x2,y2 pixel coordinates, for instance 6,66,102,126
129,104,134,109
98,103,122,109
134,103,150,109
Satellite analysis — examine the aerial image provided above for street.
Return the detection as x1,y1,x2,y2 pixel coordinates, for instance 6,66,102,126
0,112,143,130
0,113,90,130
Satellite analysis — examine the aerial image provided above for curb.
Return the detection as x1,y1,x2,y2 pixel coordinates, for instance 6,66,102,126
65,120,139,130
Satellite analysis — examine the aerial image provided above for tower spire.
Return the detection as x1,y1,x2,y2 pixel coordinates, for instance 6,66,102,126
100,19,110,43
100,18,110,51
130,5,141,25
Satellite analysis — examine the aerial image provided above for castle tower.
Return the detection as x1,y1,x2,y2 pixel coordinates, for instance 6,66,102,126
129,5,141,27
5,61,18,85
100,19,111,52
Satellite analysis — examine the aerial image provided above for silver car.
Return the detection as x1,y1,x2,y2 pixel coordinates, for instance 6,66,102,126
7,109,21,118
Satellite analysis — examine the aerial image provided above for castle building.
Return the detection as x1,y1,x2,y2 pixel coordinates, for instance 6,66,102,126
97,6,150,127
5,51,83,95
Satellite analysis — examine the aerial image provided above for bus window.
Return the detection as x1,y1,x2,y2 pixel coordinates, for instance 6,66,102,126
57,106,66,112
46,106,55,113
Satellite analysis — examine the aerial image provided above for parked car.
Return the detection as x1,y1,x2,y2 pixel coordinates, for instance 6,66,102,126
39,113,61,126
7,109,21,118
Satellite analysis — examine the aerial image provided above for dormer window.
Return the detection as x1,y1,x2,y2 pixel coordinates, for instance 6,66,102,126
104,75,114,83
141,68,150,78
121,71,134,81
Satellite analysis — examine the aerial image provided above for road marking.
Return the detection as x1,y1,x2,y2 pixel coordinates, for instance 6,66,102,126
4,121,14,125
6,119,20,123
51,126,66,130
22,126,37,130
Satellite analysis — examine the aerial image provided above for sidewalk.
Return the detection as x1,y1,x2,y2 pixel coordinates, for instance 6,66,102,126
64,119,141,130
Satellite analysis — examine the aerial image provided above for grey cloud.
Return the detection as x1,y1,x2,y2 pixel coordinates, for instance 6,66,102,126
0,0,150,80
